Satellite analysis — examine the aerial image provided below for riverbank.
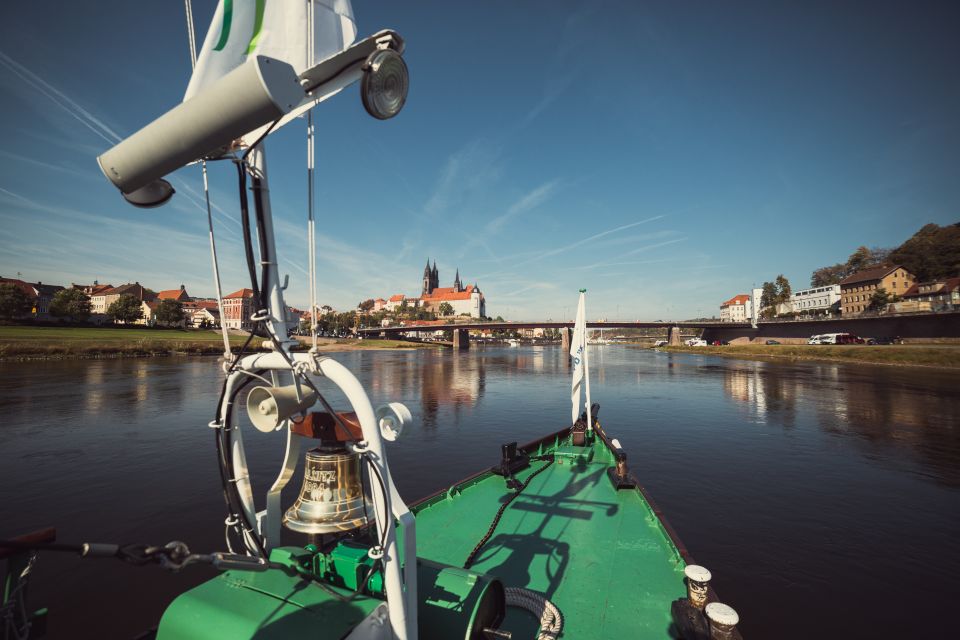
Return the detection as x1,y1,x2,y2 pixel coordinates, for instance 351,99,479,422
0,326,437,361
660,343,960,369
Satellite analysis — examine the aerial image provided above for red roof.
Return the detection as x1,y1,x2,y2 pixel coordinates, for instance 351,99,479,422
421,285,477,302
720,294,751,307
157,288,189,301
0,278,36,298
388,294,405,302
840,265,904,286
901,277,960,298
225,288,254,299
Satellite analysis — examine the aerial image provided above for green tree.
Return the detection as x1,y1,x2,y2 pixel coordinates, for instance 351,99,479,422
760,282,777,309
0,283,32,319
774,274,792,305
107,294,143,324
869,288,892,310
49,288,92,322
155,299,185,326
810,245,893,287
358,299,375,312
810,263,846,287
438,302,454,316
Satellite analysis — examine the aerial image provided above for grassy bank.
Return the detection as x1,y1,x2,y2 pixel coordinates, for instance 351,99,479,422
660,344,960,369
0,326,436,360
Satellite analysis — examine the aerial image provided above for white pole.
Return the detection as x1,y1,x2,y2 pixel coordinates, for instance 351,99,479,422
583,293,593,433
247,145,293,347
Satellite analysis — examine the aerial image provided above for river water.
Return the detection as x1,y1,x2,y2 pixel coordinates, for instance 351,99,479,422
1,346,958,638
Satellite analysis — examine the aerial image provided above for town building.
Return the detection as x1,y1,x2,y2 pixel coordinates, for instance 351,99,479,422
190,306,221,328
385,294,408,312
91,282,154,316
223,288,255,330
790,285,841,316
373,298,386,311
719,294,752,322
157,285,190,302
138,301,158,326
0,277,65,319
71,282,113,296
896,278,960,313
839,266,915,315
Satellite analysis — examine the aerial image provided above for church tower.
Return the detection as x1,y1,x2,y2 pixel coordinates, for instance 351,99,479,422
453,268,462,292
422,259,432,295
431,261,439,291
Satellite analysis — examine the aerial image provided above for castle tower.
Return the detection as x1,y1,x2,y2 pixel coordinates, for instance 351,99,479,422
454,268,462,292
431,261,439,291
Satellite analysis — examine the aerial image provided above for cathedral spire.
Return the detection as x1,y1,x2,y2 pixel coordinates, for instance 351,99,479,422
454,268,462,292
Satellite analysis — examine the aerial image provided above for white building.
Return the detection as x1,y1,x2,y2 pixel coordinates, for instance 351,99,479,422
791,285,841,315
720,294,752,323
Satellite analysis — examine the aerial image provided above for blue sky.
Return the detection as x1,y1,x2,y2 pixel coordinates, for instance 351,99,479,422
1,1,957,320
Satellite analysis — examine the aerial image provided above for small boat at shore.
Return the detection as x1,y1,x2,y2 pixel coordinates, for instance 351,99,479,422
2,2,741,638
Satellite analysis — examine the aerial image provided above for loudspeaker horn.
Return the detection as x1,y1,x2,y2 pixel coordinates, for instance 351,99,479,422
246,385,318,433
376,402,413,442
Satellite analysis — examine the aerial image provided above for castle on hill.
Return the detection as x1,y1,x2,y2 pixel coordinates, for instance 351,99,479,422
375,259,486,318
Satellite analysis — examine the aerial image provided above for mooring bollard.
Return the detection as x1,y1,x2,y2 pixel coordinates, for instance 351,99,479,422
683,564,712,609
705,602,739,640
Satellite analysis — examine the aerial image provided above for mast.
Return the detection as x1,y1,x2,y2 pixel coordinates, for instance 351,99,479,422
247,145,292,349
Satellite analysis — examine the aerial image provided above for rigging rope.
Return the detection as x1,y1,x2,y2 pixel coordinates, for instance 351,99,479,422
307,0,319,351
185,0,232,359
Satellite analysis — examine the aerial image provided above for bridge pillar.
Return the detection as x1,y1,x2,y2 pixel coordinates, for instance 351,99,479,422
560,327,571,353
453,328,470,350
668,326,682,346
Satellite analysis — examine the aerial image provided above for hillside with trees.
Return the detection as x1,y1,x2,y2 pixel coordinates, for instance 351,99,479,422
888,223,960,281
810,222,958,286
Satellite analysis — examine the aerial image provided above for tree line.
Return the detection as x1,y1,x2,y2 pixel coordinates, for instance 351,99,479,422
0,286,186,326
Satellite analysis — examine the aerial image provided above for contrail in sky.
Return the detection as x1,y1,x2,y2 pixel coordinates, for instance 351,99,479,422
0,50,122,144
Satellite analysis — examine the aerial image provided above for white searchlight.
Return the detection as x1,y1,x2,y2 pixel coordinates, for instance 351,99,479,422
97,56,304,202
97,30,408,207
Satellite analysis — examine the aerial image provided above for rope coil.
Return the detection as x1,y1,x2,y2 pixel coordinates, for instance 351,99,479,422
505,587,563,640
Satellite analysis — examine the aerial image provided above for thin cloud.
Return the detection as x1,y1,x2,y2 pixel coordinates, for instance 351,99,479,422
0,50,122,145
486,180,560,234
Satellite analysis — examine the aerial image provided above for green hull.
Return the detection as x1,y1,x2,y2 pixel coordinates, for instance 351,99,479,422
411,425,689,639
157,423,694,639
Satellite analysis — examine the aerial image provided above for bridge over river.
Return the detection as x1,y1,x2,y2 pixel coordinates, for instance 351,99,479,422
358,311,960,349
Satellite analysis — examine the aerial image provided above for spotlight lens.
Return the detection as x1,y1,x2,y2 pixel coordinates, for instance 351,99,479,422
121,179,175,208
361,49,409,120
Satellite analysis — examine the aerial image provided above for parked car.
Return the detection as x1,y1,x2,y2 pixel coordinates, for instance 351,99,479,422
765,340,781,345
654,340,668,347
808,335,823,345
836,334,865,345
685,338,708,347
867,336,902,345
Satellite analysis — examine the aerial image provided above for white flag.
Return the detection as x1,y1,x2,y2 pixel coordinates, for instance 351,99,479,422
570,291,587,423
185,0,357,145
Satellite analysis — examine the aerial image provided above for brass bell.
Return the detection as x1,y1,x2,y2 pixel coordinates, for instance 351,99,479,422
283,446,371,535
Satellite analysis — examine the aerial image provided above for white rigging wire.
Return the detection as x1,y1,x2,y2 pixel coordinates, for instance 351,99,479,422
306,0,319,351
185,0,233,360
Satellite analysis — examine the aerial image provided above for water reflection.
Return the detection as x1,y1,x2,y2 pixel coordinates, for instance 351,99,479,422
721,362,960,486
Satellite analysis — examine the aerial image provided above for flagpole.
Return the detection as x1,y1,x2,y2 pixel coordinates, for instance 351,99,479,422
582,290,593,434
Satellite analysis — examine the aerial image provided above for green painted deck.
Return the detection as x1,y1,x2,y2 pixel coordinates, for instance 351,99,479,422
157,550,381,639
411,433,688,639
